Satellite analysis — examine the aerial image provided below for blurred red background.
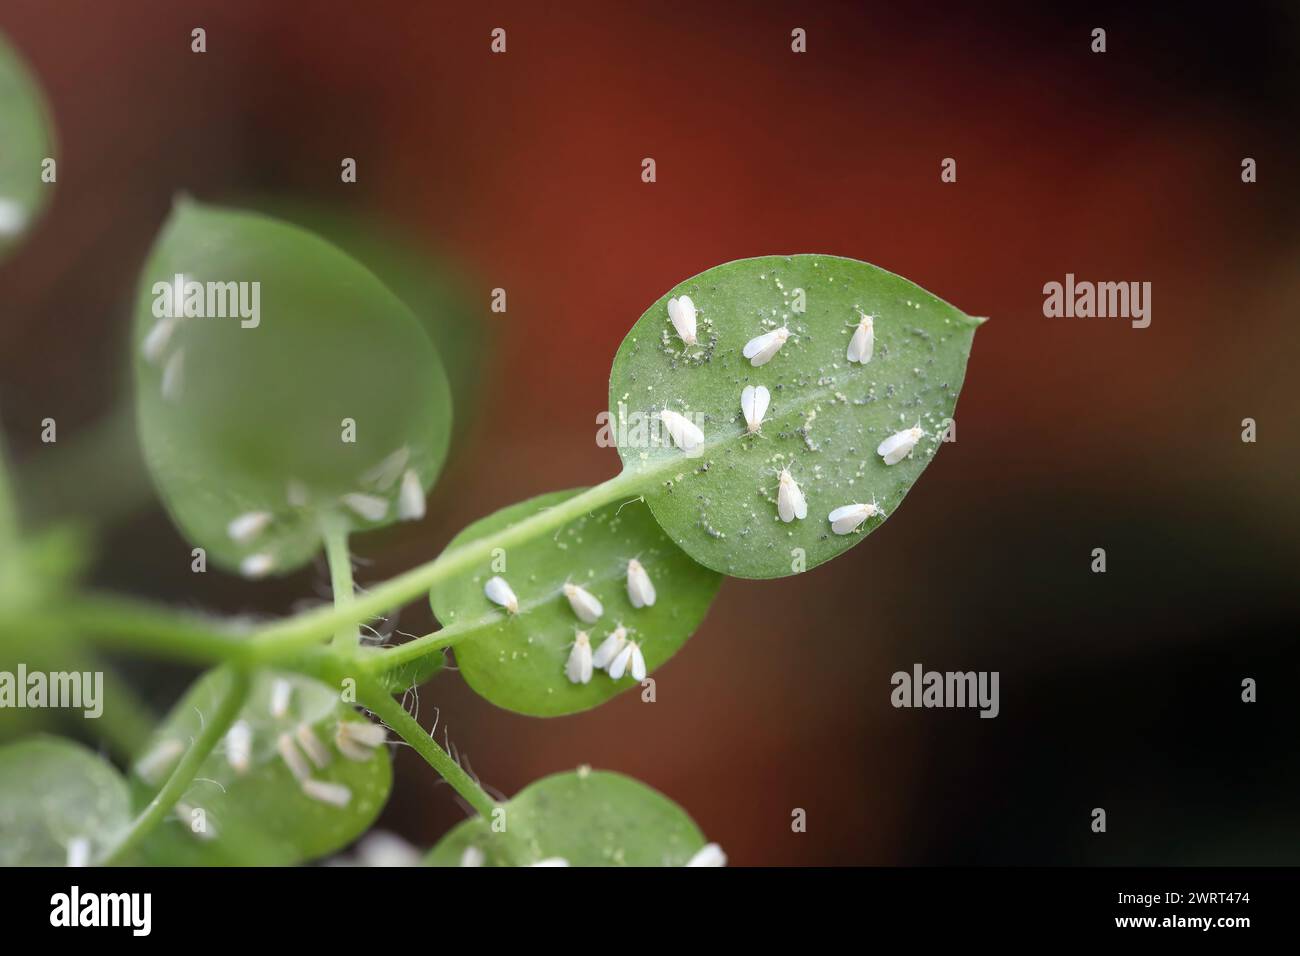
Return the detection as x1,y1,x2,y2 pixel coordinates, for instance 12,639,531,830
2,1,1298,864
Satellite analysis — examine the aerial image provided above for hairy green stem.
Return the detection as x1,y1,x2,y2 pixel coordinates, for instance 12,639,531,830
102,665,250,865
45,467,657,677
59,594,252,664
365,615,488,674
322,518,359,650
247,469,646,660
358,679,498,818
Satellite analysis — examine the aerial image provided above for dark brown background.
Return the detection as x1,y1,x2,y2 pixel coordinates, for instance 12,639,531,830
2,1,1298,864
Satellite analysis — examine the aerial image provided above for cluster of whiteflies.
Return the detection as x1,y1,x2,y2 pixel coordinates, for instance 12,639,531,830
223,446,425,579
663,297,924,533
483,558,658,686
132,678,388,825
458,841,727,868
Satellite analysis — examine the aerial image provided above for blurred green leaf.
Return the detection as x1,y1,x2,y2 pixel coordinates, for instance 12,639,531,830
132,200,453,576
426,768,708,866
0,736,130,866
129,669,391,865
0,31,54,258
430,490,721,717
608,254,982,578
246,199,490,436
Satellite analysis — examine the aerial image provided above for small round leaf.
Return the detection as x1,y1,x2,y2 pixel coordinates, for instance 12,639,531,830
0,736,130,866
429,490,721,717
0,32,55,257
426,768,708,867
132,200,453,576
608,254,983,578
128,669,392,865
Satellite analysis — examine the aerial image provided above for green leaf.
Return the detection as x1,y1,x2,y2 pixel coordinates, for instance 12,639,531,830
425,768,708,866
429,490,721,717
128,669,391,865
244,199,490,438
0,31,55,258
608,254,983,578
132,200,453,577
0,736,130,866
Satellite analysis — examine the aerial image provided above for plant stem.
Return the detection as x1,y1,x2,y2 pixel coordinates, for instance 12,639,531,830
59,593,252,664
364,615,487,674
322,517,359,651
247,468,646,660
358,679,498,818
102,665,250,865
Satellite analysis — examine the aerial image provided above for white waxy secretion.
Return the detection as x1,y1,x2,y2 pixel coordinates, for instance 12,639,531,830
270,678,293,718
740,384,770,434
66,837,91,868
227,511,272,545
776,467,807,522
742,326,789,367
134,739,183,786
0,197,28,237
877,425,925,466
225,720,252,775
397,468,425,521
685,842,728,867
460,845,486,867
342,492,389,522
827,500,885,535
276,732,312,782
286,479,311,508
563,581,603,623
141,316,179,364
531,857,571,867
608,639,647,681
667,295,697,346
659,408,704,452
484,575,519,614
301,778,352,808
161,349,185,402
295,723,332,769
566,631,594,685
240,552,274,579
847,312,874,364
592,625,629,670
626,558,656,608
361,446,410,490
336,719,387,762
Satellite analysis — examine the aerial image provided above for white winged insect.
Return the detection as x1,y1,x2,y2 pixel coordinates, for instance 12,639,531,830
563,581,603,623
566,631,594,684
847,312,874,364
740,384,770,434
592,625,629,671
608,639,647,681
827,499,886,535
484,575,519,614
742,326,789,367
776,467,807,523
685,843,728,867
667,295,697,347
659,408,704,452
227,511,272,545
877,424,925,466
626,558,656,608
397,469,426,521
336,720,388,762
